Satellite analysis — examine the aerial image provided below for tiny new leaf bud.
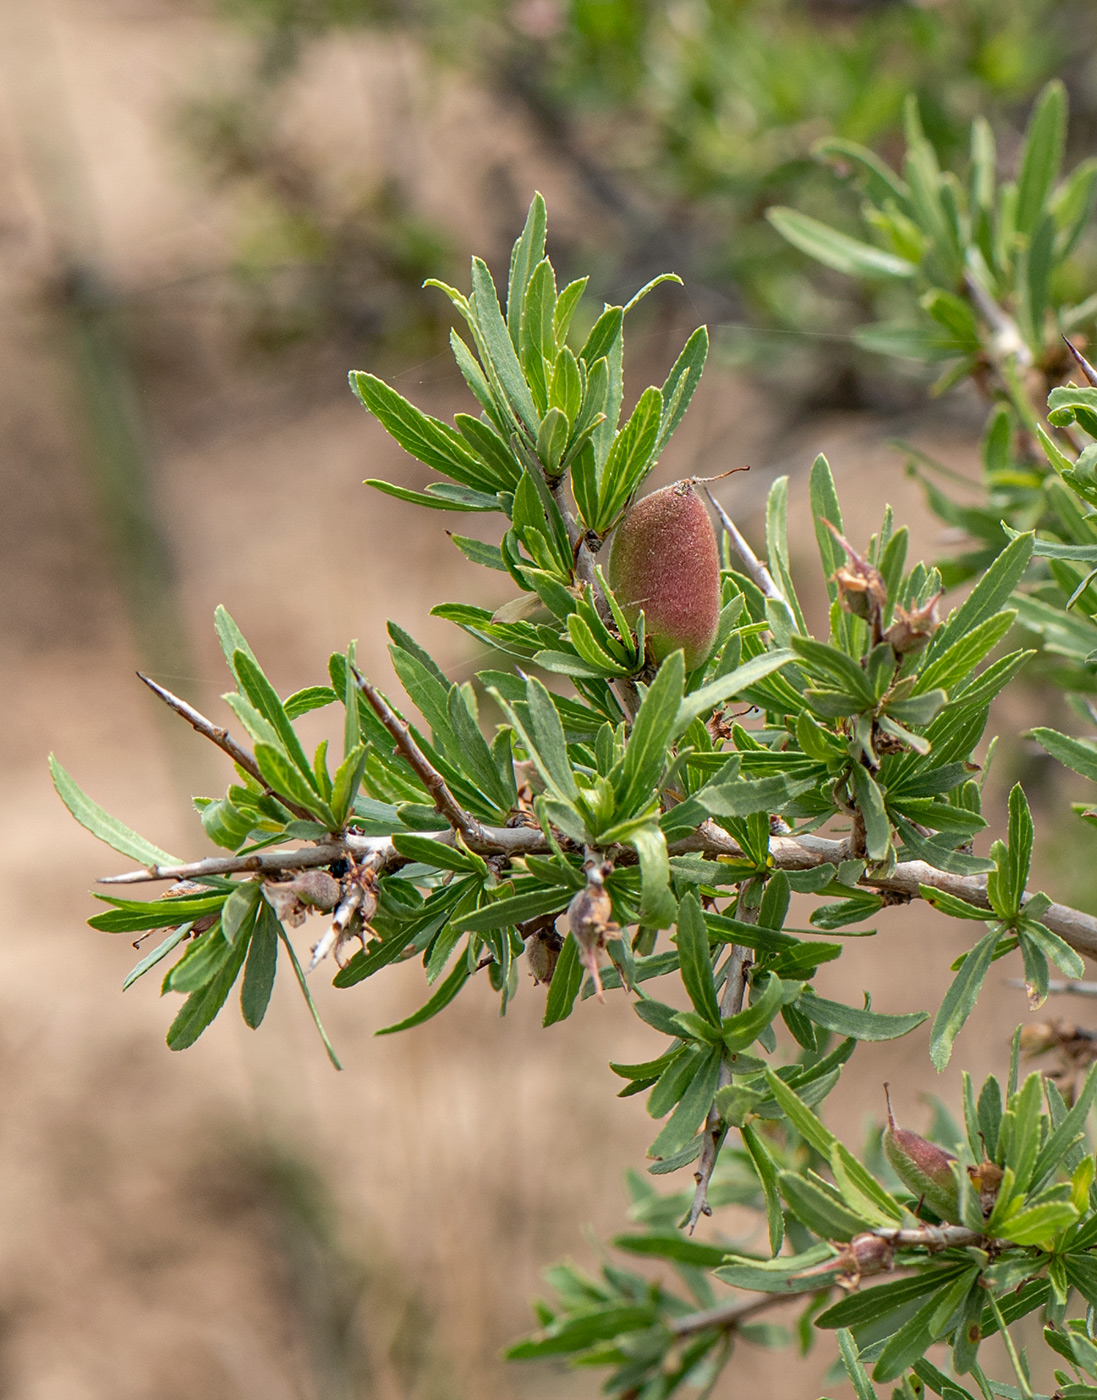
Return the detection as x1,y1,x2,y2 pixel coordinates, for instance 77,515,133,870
882,1085,961,1223
608,478,721,671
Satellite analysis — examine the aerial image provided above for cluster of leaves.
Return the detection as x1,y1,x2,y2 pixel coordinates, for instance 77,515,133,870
770,81,1097,890
55,194,1097,1398
514,1053,1097,1398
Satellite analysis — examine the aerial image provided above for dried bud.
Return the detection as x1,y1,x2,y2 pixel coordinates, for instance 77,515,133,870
263,869,342,927
608,478,721,671
824,521,887,625
882,1085,961,1223
789,1231,894,1291
967,1158,1005,1217
567,862,617,1001
884,595,941,657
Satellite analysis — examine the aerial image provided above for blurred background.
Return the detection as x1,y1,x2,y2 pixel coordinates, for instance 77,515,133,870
3,1,1097,1396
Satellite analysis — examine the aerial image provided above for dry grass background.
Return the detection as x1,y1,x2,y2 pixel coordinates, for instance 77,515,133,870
0,2,1081,1397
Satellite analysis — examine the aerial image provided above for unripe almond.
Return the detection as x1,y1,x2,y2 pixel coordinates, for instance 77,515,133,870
608,479,721,671
882,1086,961,1224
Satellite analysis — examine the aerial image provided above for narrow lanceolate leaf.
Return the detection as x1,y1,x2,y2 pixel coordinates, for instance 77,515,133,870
741,1124,785,1255
927,533,1033,660
166,933,249,1052
1030,727,1097,782
849,765,891,862
675,891,720,1025
778,1171,867,1240
837,1329,879,1400
350,372,485,482
375,953,470,1035
240,902,279,1029
797,994,928,1042
1015,80,1066,237
674,649,795,731
929,926,1001,1070
767,207,917,279
470,257,539,435
616,651,683,818
543,933,584,1026
50,755,178,866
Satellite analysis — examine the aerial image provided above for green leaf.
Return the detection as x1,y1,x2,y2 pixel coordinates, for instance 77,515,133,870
791,637,874,705
543,933,584,1026
837,1328,878,1400
999,784,1034,919
455,888,571,933
221,880,261,945
50,755,178,866
797,994,927,1042
390,833,483,873
816,1269,958,1331
524,677,580,802
616,651,683,817
1030,727,1097,782
741,1123,785,1255
649,1045,721,1159
233,650,315,787
471,256,539,435
809,454,845,606
763,1070,837,1156
929,926,1001,1070
277,926,342,1069
996,1200,1078,1246
849,765,891,862
767,207,917,280
254,743,335,826
376,950,470,1035
1015,81,1066,237
653,326,708,458
350,372,486,483
629,823,677,928
674,649,795,731
778,1170,868,1240
240,902,279,1028
918,885,989,920
927,533,1033,662
1030,1064,1097,1191
122,925,191,990
612,1233,729,1268
675,891,720,1025
284,686,338,720
722,973,800,1053
715,1244,837,1294
507,193,547,348
913,611,1015,697
166,932,248,1051
364,478,499,513
871,1271,977,1383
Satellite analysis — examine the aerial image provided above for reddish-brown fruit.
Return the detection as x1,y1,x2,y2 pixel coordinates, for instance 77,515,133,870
608,479,721,671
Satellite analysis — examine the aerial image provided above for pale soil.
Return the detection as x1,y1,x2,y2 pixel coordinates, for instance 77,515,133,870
0,2,1070,1396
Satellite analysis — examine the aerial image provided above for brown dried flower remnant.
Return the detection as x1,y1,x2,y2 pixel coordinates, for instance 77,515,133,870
1021,1019,1097,1098
825,520,887,631
567,859,618,1001
967,1155,1005,1217
884,595,941,657
262,870,342,927
789,1232,894,1292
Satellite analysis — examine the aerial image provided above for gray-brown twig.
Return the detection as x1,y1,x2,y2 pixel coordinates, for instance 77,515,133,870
668,1288,799,1339
97,821,1097,964
687,900,754,1232
701,486,786,606
137,672,318,824
353,669,488,846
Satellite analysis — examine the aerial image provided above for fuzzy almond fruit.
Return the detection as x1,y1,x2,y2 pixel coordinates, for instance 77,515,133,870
607,478,721,671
